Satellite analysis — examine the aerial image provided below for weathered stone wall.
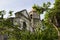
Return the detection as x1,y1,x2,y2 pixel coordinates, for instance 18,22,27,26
14,9,31,30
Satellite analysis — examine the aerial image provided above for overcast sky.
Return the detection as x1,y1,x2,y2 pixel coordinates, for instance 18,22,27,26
0,0,54,19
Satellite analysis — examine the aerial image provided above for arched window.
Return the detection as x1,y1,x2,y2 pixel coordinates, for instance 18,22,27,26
23,22,27,30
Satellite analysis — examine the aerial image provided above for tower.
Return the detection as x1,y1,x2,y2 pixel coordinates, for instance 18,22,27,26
29,8,40,31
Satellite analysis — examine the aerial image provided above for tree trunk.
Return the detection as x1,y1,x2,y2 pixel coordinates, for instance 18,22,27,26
54,16,59,27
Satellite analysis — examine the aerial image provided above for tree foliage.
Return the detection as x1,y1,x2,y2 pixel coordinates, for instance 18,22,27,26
44,0,60,27
32,2,51,14
32,1,58,40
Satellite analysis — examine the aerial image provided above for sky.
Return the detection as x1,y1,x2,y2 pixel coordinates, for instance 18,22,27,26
0,0,54,19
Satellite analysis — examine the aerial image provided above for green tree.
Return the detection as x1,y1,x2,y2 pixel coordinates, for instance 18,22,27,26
0,10,6,19
44,0,60,40
32,2,51,15
9,11,13,16
54,0,60,27
32,2,58,40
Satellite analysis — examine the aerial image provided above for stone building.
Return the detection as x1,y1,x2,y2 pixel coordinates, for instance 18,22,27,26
13,9,41,31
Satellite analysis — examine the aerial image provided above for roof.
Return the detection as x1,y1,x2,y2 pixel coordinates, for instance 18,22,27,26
15,9,30,20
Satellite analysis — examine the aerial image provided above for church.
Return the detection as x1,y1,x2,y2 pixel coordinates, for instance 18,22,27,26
12,9,41,32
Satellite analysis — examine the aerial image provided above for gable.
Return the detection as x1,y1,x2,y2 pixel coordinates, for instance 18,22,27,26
15,9,30,20
20,9,29,18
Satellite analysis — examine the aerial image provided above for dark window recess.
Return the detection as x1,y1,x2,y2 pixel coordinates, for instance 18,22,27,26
23,22,27,29
30,14,32,19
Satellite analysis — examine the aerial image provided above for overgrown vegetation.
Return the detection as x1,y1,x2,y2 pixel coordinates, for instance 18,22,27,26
0,0,59,40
